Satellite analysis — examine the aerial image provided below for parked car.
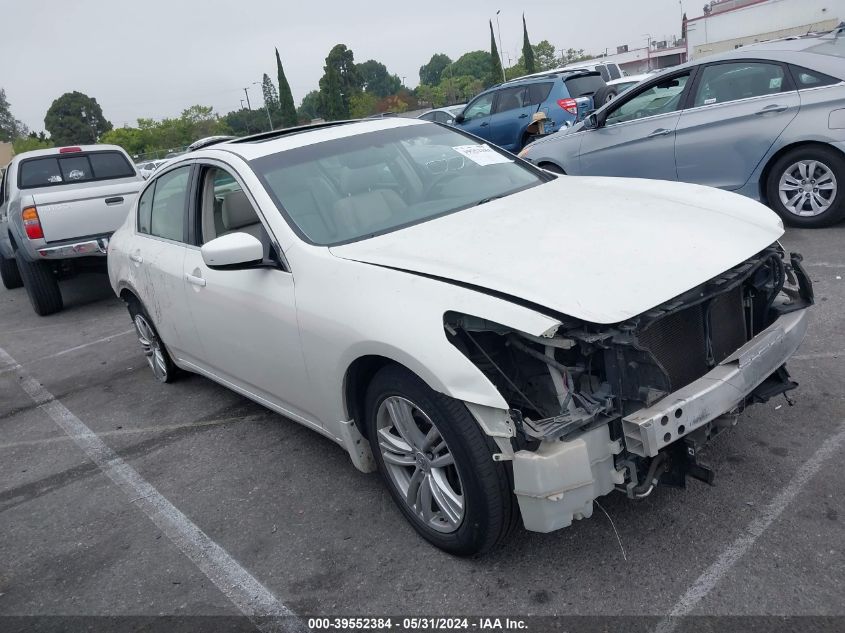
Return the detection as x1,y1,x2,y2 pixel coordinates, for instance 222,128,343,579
606,72,652,97
520,30,845,227
454,71,607,152
187,135,236,151
561,60,625,82
417,105,466,125
0,145,143,314
137,159,169,179
109,118,811,555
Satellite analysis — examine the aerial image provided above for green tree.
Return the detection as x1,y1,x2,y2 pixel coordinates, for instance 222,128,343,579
533,40,558,71
260,73,280,126
275,48,298,128
357,60,401,98
419,53,452,86
319,62,346,120
450,51,491,83
489,21,504,86
522,14,536,74
415,84,446,108
44,91,112,145
99,126,146,156
297,90,321,122
349,92,378,118
13,134,52,154
0,88,28,142
560,48,593,65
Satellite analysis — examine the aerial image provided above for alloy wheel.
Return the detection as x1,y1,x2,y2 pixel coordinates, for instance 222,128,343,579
778,160,837,217
375,396,465,533
133,314,169,382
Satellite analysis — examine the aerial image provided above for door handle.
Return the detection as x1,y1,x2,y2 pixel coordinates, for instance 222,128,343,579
185,273,206,287
755,104,788,115
647,128,672,138
105,196,124,205
129,253,143,264
480,122,489,127
518,113,529,119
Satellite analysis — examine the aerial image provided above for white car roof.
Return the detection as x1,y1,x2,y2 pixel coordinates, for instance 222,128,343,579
212,118,427,162
608,73,650,87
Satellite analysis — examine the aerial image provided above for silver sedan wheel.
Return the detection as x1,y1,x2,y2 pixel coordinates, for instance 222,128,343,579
778,160,837,217
375,396,465,533
133,314,168,382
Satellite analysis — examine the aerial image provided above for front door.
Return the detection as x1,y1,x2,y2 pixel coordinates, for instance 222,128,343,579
457,91,496,143
181,163,317,426
579,71,692,181
675,61,800,190
488,85,534,151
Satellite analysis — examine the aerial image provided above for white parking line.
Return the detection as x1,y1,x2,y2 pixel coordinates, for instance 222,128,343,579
654,420,845,633
791,351,842,361
0,329,134,374
0,345,305,633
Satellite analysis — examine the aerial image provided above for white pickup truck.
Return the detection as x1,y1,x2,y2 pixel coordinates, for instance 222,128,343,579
0,145,143,315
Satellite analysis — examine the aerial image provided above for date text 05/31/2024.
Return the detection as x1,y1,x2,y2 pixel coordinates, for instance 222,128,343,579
307,617,528,631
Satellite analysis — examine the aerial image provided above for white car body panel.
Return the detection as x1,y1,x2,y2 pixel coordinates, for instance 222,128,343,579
331,176,784,324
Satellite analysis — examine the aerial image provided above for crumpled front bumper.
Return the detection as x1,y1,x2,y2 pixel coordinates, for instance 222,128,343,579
622,307,810,457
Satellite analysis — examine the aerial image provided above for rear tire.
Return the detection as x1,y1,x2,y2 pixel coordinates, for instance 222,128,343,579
765,145,845,228
126,298,178,383
592,86,617,107
0,255,23,290
15,252,63,315
365,364,518,556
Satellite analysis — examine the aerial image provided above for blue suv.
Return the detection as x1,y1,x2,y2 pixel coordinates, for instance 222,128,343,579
454,71,607,152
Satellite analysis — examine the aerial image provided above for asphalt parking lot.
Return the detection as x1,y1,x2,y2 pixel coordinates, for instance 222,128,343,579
0,225,843,631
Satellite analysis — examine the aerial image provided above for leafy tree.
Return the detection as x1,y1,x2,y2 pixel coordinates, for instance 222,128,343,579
489,21,504,86
376,94,409,114
358,60,401,98
419,54,452,86
349,92,378,118
319,62,346,120
450,51,491,83
522,15,535,74
415,84,446,108
276,48,298,128
560,48,594,65
44,91,112,145
0,88,28,142
297,90,321,122
99,126,146,156
261,73,280,126
533,40,558,71
13,135,52,154
223,108,269,136
505,63,527,81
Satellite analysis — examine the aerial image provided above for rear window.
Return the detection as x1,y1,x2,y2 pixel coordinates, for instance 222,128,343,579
789,65,839,88
564,74,606,98
527,82,553,105
18,151,136,189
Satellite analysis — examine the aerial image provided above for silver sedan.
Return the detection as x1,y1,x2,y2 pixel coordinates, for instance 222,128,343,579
520,28,845,227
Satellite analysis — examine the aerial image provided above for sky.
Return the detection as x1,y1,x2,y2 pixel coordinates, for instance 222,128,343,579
1,0,691,132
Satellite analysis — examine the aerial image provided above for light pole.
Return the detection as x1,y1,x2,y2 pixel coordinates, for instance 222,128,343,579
242,87,252,110
643,34,653,71
495,10,506,82
252,81,274,131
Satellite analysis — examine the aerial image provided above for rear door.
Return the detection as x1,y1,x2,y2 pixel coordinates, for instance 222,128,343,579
488,85,534,150
578,70,693,180
457,91,496,142
674,60,799,190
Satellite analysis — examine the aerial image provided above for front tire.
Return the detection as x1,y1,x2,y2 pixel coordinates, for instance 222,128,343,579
126,298,178,383
15,252,62,315
365,365,518,556
0,255,23,289
766,146,845,227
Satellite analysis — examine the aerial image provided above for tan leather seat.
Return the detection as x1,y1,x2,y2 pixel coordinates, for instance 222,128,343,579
332,165,407,237
221,189,262,240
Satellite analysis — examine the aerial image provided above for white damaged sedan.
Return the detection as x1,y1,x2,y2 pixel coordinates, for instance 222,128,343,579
108,118,813,555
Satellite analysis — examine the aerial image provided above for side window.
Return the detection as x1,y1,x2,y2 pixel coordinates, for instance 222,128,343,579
0,168,6,206
693,62,786,107
597,65,610,81
527,82,553,105
494,86,527,113
419,111,435,122
790,65,839,89
608,64,622,80
199,166,260,245
137,183,154,234
604,72,691,126
463,92,495,120
149,166,191,242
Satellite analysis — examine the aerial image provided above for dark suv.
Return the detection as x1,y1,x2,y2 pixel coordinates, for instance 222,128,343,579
454,71,607,152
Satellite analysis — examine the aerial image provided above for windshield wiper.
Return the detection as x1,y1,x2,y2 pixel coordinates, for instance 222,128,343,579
475,195,506,206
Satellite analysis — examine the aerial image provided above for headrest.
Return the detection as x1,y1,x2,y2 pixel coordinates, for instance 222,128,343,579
339,165,386,196
222,189,259,230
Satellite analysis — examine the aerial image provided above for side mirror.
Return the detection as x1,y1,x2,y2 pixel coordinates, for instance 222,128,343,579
583,113,600,130
454,113,465,124
201,232,264,269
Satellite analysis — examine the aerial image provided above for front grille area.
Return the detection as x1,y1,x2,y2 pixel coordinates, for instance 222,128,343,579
638,287,747,391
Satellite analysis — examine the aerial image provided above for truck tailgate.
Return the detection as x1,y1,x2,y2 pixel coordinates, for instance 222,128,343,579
32,182,140,243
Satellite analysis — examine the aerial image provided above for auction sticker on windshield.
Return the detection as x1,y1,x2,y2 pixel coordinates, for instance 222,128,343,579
452,144,512,166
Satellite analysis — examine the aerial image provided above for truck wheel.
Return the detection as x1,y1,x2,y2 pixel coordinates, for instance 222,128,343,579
0,255,23,290
15,252,63,315
127,298,178,383
766,145,845,228
365,364,518,556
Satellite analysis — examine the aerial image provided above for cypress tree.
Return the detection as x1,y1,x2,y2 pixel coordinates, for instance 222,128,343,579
489,20,504,86
522,14,536,74
275,48,298,128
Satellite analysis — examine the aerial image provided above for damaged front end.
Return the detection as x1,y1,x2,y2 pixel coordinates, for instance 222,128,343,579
445,244,813,532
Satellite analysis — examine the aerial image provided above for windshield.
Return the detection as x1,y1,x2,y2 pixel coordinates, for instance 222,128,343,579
250,123,545,245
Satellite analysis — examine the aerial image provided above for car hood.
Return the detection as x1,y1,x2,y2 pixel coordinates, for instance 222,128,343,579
329,177,784,324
